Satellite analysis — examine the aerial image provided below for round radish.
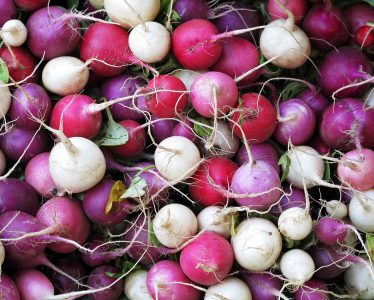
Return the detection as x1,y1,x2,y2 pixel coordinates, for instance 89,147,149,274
197,206,231,239
280,249,315,285
268,0,308,24
153,203,198,248
345,262,374,300
13,269,54,300
231,218,282,271
0,273,20,299
349,189,374,233
278,207,313,241
0,0,17,27
154,136,201,182
174,0,208,22
326,200,348,219
172,69,204,100
204,277,252,300
13,0,48,11
124,270,153,300
0,81,11,119
1,19,27,46
42,56,89,96
129,21,170,63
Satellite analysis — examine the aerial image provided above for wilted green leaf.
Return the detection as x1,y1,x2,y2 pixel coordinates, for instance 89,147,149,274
281,82,306,100
67,0,79,9
0,59,9,84
149,218,161,246
96,107,129,146
120,176,147,199
230,213,239,237
105,181,126,214
278,154,291,182
323,162,331,181
158,55,181,74
367,234,374,261
259,54,282,78
193,117,213,138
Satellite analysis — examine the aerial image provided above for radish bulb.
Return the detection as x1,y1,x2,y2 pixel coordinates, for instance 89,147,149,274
1,19,27,46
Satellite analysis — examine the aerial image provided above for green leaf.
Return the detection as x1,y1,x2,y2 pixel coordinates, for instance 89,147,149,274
158,55,181,74
0,59,9,84
367,234,374,261
281,82,306,100
259,54,282,78
365,0,374,7
149,218,161,247
193,117,213,138
160,0,173,12
105,181,126,214
323,162,331,181
285,237,296,249
120,176,147,199
278,154,291,182
230,213,239,237
67,0,79,9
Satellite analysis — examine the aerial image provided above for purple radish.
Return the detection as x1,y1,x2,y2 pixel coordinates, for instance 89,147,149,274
315,217,352,245
270,185,306,215
242,272,284,300
171,119,196,142
295,279,329,300
13,269,54,300
344,3,374,36
0,0,17,27
80,235,112,267
297,89,329,117
150,116,177,143
0,273,20,300
174,0,209,21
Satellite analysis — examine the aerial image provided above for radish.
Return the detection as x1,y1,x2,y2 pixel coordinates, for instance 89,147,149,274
13,0,48,11
129,21,170,63
295,279,329,300
204,277,252,300
172,69,204,100
270,185,305,215
309,136,330,155
243,272,284,300
180,231,234,285
174,0,209,22
278,207,313,241
231,218,282,271
0,0,16,27
1,19,27,47
172,119,196,142
147,260,201,300
150,116,177,143
345,262,374,300
337,149,374,191
297,89,329,117
191,71,238,118
344,3,374,36
0,274,20,299
349,189,374,233
152,203,198,248
124,270,153,300
197,206,231,239
49,136,106,193
0,81,11,119
79,235,112,268
268,0,308,24
104,0,161,29
280,249,315,285
326,200,348,219
154,136,201,182
13,269,54,300
42,57,89,96
0,149,5,175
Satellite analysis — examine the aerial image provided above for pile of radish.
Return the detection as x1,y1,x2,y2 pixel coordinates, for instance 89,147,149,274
1,0,374,299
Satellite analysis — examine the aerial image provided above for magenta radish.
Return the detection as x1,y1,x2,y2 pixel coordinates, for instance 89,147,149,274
26,6,80,59
124,270,153,300
345,262,374,300
337,149,374,191
232,218,282,271
190,71,238,117
25,152,57,198
315,217,355,245
0,273,20,300
197,206,231,239
278,207,313,241
180,231,234,285
9,83,52,129
172,119,196,142
243,272,283,300
344,3,374,36
13,0,48,11
268,0,308,24
319,99,374,151
13,269,54,300
270,185,305,215
295,279,329,300
104,0,160,29
174,0,208,21
80,235,112,268
155,136,201,182
280,249,315,285
211,37,261,86
189,157,238,207
1,19,27,47
150,116,177,143
297,89,329,117
147,260,201,300
0,81,11,119
0,0,16,27
274,98,316,146
349,189,374,233
0,178,39,215
204,277,252,300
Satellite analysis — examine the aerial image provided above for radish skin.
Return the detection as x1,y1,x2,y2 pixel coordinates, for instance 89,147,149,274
280,249,315,285
1,19,27,46
326,200,348,219
124,270,153,300
0,149,5,175
349,189,374,232
278,207,313,241
197,206,231,239
345,262,374,299
204,277,252,300
0,80,11,119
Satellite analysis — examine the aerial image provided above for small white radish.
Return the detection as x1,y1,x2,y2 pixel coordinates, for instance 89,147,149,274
278,207,313,241
345,262,374,300
1,19,27,47
42,56,89,96
0,80,11,119
197,206,231,239
280,249,315,285
104,0,160,29
124,270,153,300
231,218,282,271
0,149,6,176
155,136,201,182
49,137,106,193
89,0,104,9
129,21,170,63
204,277,252,300
326,200,348,219
349,189,374,233
153,203,198,248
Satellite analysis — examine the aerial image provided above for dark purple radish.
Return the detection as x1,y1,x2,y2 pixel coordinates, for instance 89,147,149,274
83,179,128,226
100,73,147,122
172,119,196,142
242,272,283,300
0,126,50,162
25,152,58,198
0,179,39,215
303,3,349,50
13,269,54,300
0,273,20,300
26,6,81,59
317,47,372,98
319,99,374,151
0,0,17,27
344,3,374,37
235,142,280,173
80,235,112,267
147,260,201,300
309,136,330,155
297,89,329,117
9,83,52,129
270,185,306,215
295,279,329,300
210,2,261,41
274,98,316,146
174,0,209,21
150,116,177,143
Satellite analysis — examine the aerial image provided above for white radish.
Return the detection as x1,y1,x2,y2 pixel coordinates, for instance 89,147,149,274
172,69,204,93
0,149,6,176
129,22,170,63
89,0,104,9
345,262,374,300
231,218,282,271
0,80,11,119
326,200,348,219
364,87,374,108
42,56,89,96
124,270,153,300
155,136,201,182
197,206,231,239
1,19,27,47
349,189,374,233
104,0,160,29
204,277,252,300
153,203,198,248
280,249,315,285
49,137,106,193
278,207,313,241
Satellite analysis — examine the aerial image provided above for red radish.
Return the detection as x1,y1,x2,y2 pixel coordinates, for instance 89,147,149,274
268,0,308,24
1,19,28,47
0,274,20,300
355,26,374,48
180,231,234,285
190,71,238,118
344,3,374,36
0,0,16,27
49,94,102,139
174,0,208,22
13,0,48,11
110,120,146,158
146,75,188,118
13,269,54,300
189,157,238,207
0,46,38,83
230,93,277,144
